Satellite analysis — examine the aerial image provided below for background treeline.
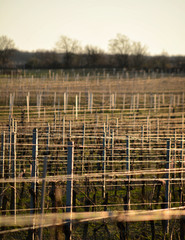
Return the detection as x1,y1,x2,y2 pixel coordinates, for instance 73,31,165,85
1,34,185,72
2,50,185,73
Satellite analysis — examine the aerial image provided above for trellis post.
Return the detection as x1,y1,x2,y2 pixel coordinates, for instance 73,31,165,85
66,141,74,240
0,132,5,208
165,139,171,234
103,130,106,199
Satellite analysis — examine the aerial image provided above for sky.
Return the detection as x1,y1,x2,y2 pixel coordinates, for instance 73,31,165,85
0,0,185,55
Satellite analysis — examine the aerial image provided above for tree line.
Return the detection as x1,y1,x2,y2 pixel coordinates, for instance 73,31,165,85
0,34,185,72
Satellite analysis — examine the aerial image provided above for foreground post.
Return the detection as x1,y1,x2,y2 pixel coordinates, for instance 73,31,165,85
30,128,38,240
103,131,106,199
164,139,171,234
126,136,130,210
65,141,74,240
27,92,30,122
10,132,16,216
0,132,5,208
39,157,48,240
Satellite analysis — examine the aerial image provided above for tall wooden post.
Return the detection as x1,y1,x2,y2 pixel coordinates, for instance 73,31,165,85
9,118,14,178
141,125,144,149
90,93,93,114
116,118,119,136
126,136,130,210
69,120,72,140
75,95,78,120
46,123,50,155
154,94,156,112
10,132,16,217
63,116,65,149
29,128,38,240
102,93,104,113
9,93,14,120
111,129,114,172
27,92,30,122
181,134,184,192
64,92,67,114
123,94,126,110
0,132,5,207
147,116,150,142
156,118,159,143
103,130,106,199
144,93,146,109
165,139,171,234
38,157,48,240
66,141,74,240
82,123,85,174
31,128,38,214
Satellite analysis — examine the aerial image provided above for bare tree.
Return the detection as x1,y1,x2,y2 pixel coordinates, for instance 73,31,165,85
84,45,104,67
131,41,148,69
55,35,81,54
131,41,147,56
108,34,131,68
55,35,82,68
0,35,15,67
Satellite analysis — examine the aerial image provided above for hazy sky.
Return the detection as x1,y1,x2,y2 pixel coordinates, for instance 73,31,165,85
0,0,185,55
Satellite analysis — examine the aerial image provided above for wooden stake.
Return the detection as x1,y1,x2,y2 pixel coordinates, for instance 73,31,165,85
66,141,74,240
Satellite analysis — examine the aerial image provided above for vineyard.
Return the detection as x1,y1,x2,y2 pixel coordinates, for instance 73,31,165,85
0,70,184,240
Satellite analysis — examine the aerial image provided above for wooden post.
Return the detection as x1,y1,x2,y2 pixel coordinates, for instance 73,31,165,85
137,93,139,109
162,93,165,105
111,129,114,172
154,94,156,112
165,139,171,234
64,92,67,114
133,95,136,111
75,95,78,120
66,141,74,240
158,94,160,111
9,93,14,120
78,92,81,111
90,93,93,114
87,91,90,111
141,125,144,148
31,128,38,214
46,123,50,152
173,129,176,178
144,93,146,109
38,156,48,240
69,120,72,140
10,132,16,216
182,113,184,134
30,128,38,240
147,116,150,142
123,94,126,110
0,132,5,208
103,130,106,199
126,136,130,210
181,134,184,192
43,108,45,122
114,93,116,110
156,118,159,143
63,116,65,149
54,108,56,132
102,93,104,112
54,92,56,108
82,123,85,174
9,118,14,178
133,113,136,131
116,118,118,136
150,94,153,109
37,94,41,119
27,92,30,122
